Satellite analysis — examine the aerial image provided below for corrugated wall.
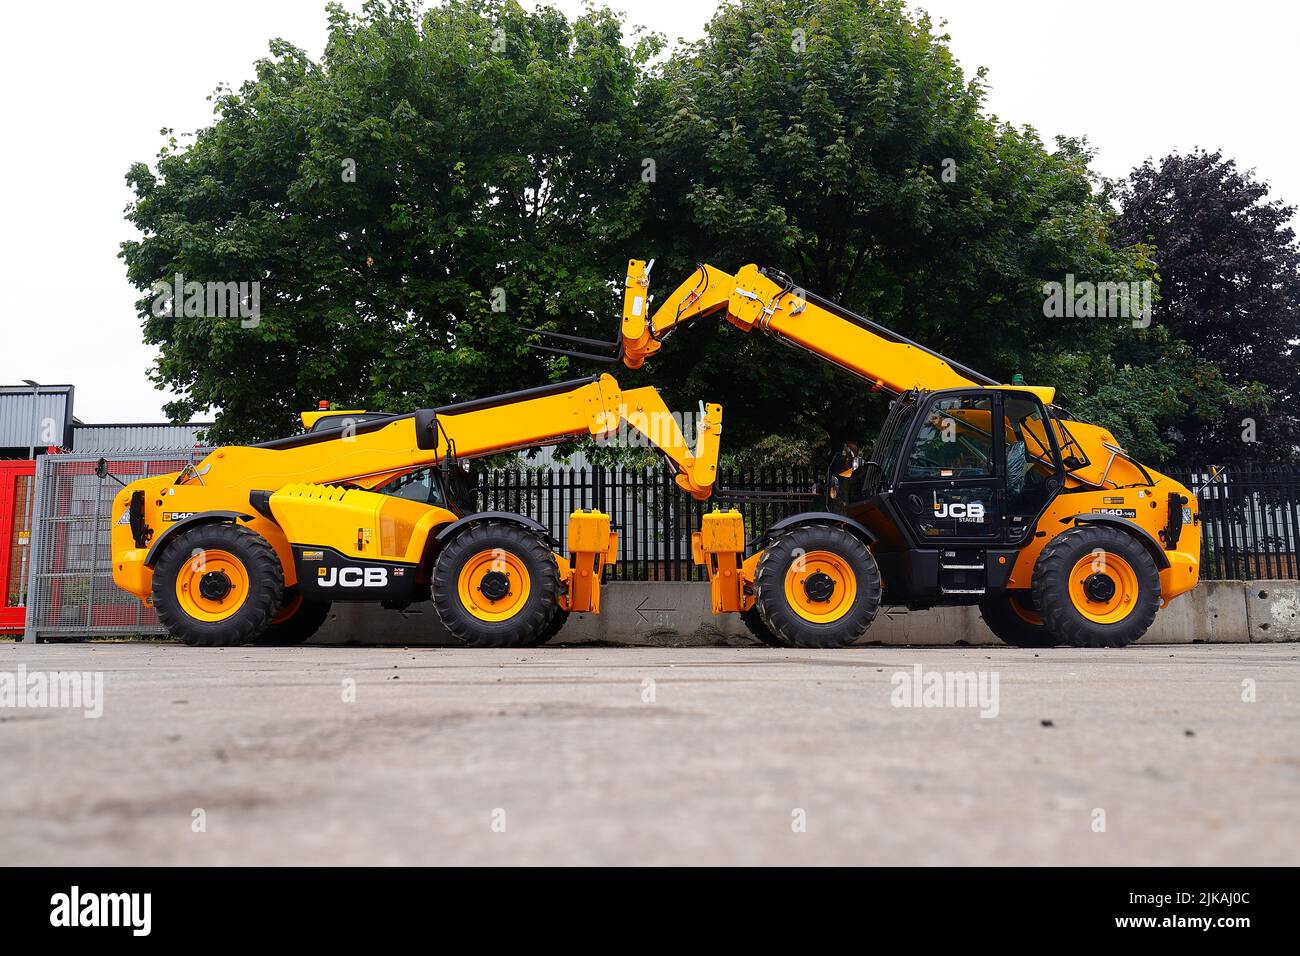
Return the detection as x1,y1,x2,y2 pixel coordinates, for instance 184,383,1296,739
71,423,210,453
0,386,74,448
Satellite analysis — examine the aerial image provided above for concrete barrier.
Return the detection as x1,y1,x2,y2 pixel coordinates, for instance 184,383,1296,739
313,578,1288,647
1244,581,1300,642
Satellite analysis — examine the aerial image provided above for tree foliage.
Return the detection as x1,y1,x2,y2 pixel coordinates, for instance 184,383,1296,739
121,0,1288,467
1113,150,1300,463
631,0,1167,457
123,0,659,442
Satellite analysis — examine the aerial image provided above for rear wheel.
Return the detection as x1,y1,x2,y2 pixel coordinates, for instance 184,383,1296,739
1033,525,1161,647
739,605,786,647
253,589,332,646
979,591,1057,648
152,523,283,647
433,522,560,647
754,524,881,648
529,607,569,646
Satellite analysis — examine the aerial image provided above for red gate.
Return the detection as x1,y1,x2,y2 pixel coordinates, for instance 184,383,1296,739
0,460,36,633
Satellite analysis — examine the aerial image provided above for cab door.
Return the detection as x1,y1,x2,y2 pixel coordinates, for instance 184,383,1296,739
892,390,1004,544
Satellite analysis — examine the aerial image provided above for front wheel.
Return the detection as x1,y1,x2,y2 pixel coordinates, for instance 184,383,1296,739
432,522,560,647
753,524,881,648
529,607,569,646
1032,525,1161,647
152,523,284,647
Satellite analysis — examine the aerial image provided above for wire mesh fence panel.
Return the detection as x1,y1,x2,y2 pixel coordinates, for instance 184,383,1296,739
25,450,211,640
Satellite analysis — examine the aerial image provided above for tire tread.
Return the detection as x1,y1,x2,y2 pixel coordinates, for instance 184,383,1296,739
432,521,559,648
1032,525,1160,648
152,523,283,647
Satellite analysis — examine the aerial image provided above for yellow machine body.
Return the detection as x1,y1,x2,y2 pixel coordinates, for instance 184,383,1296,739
110,374,721,619
614,258,1202,635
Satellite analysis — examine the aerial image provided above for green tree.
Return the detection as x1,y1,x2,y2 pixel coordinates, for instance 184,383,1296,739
1114,149,1300,464
122,0,658,443
629,0,1167,459
123,0,1259,466
603,0,1272,465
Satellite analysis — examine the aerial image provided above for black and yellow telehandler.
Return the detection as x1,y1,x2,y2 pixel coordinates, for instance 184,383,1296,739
108,375,721,647
533,259,1202,649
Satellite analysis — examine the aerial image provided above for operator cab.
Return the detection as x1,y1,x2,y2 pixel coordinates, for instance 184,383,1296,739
837,387,1069,607
375,461,477,516
296,407,478,514
303,410,394,433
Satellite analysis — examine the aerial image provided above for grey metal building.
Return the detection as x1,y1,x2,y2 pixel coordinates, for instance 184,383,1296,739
1,381,209,457
0,384,76,457
70,422,209,453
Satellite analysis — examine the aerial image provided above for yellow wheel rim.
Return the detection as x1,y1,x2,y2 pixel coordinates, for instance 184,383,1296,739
175,549,250,622
784,550,857,624
457,549,532,622
1067,552,1139,624
1009,593,1044,626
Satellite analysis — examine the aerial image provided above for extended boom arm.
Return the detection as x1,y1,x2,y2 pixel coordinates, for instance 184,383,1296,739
183,374,721,502
617,259,1054,406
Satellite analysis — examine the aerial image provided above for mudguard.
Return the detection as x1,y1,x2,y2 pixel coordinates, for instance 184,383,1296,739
144,510,254,566
432,511,560,550
758,511,878,549
1071,513,1171,569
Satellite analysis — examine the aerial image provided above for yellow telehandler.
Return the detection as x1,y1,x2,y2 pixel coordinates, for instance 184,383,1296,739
107,374,721,647
532,259,1202,648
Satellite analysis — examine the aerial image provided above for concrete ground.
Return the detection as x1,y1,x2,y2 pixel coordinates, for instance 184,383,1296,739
1,640,1296,866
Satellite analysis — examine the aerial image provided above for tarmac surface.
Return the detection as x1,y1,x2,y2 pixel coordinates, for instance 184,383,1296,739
2,640,1296,865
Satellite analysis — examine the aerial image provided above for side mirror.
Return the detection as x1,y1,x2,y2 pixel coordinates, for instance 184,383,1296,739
413,409,439,451
94,456,128,488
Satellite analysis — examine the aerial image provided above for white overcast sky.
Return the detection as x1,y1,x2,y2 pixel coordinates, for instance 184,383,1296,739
1,0,1296,423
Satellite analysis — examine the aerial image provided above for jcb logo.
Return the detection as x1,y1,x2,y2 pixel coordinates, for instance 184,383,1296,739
318,567,388,588
934,502,985,521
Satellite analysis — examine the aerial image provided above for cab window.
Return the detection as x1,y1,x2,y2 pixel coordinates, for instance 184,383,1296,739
1002,395,1060,527
877,401,918,485
905,395,995,478
378,469,444,506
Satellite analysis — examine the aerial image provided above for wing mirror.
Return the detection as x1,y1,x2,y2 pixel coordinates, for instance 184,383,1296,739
413,409,439,451
94,457,128,488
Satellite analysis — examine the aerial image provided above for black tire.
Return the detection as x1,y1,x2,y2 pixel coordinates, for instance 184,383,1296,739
529,607,569,646
432,522,560,648
740,605,787,647
1032,525,1161,648
152,523,284,647
979,591,1058,648
753,524,881,648
253,590,332,646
